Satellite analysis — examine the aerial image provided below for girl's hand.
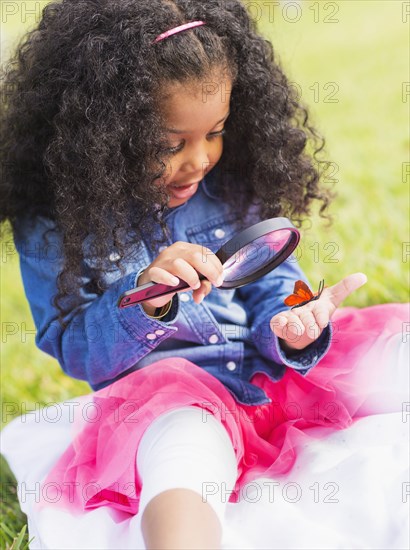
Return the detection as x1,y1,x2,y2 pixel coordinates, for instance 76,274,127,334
270,272,367,352
137,241,224,314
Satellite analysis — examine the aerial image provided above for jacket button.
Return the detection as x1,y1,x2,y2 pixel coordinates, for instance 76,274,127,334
214,228,225,239
208,334,219,344
226,361,236,371
180,293,190,302
158,245,167,253
109,252,120,262
155,329,165,336
146,333,157,340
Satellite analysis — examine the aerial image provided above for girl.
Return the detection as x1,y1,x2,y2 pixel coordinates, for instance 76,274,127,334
1,1,408,548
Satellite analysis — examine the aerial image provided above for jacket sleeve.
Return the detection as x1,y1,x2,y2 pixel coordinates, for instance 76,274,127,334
14,216,180,388
236,253,333,375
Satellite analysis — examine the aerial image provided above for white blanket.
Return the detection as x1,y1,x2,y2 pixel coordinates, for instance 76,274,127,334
2,396,409,549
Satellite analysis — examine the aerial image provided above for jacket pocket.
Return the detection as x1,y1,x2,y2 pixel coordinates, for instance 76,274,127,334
186,213,242,253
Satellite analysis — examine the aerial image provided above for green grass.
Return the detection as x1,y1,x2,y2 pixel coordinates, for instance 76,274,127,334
257,0,409,305
0,457,34,550
1,1,409,547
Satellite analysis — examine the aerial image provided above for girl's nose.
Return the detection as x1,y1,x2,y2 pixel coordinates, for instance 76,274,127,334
181,141,210,174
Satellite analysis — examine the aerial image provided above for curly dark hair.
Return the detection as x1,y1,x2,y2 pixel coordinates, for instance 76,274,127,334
0,0,334,329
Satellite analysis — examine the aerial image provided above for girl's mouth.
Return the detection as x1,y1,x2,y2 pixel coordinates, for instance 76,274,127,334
169,181,199,199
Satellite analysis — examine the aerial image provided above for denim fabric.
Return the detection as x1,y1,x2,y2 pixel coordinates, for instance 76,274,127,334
14,169,332,406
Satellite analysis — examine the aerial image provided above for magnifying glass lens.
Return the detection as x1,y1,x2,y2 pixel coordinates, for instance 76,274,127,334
117,219,300,308
222,229,294,282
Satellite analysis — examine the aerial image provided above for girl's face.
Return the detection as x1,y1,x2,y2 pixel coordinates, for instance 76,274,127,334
157,75,232,208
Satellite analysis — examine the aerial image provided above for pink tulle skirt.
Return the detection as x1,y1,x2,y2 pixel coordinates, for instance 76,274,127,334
39,303,409,516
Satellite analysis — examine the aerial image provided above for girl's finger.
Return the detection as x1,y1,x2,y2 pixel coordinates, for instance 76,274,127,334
270,314,289,336
191,247,224,287
145,266,181,286
193,280,212,304
282,312,305,343
170,257,203,289
325,272,367,309
298,310,320,340
313,306,330,329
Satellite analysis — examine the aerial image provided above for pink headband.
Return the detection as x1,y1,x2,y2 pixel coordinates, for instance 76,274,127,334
153,20,206,44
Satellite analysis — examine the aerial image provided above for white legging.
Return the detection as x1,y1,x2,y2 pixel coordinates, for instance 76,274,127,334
136,406,238,526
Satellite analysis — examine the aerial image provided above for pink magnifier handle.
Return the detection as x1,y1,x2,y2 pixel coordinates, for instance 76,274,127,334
117,275,207,309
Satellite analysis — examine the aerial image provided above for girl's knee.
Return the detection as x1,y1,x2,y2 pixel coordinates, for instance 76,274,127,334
136,405,238,523
137,406,237,476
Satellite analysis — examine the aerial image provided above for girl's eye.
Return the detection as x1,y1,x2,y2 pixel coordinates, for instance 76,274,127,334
208,129,226,139
165,143,183,155
165,129,226,155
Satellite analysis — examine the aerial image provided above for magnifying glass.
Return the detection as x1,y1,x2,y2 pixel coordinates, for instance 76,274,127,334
117,216,300,309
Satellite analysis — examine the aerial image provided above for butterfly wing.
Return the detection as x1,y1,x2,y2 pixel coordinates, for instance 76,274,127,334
294,280,315,300
284,294,304,306
284,282,300,306
284,280,314,307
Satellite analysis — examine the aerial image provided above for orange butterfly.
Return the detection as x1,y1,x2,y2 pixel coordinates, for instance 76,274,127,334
284,279,325,309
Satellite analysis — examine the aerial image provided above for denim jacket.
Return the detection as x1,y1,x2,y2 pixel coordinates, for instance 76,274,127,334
14,170,332,406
